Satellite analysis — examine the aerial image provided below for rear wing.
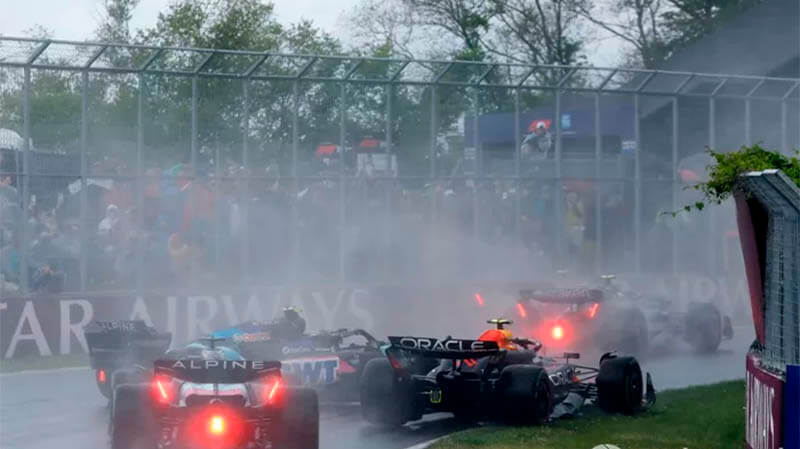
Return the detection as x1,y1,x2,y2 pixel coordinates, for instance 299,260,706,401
154,359,281,384
519,288,604,304
84,320,171,369
388,336,500,359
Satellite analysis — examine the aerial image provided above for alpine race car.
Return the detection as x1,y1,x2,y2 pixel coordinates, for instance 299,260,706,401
209,314,385,401
510,275,734,355
109,336,319,449
360,318,655,427
85,310,384,402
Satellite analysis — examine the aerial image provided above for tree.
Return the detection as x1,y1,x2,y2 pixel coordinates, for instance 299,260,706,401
488,0,588,67
573,0,670,68
402,0,494,61
661,0,762,48
96,0,140,43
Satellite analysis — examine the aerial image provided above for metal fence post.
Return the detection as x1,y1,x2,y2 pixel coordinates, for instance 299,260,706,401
554,89,563,269
291,81,299,285
745,99,752,146
633,94,641,274
672,97,679,274
709,97,717,273
514,89,521,244
593,93,602,274
472,88,480,244
79,71,89,292
384,83,393,281
338,82,346,283
20,67,31,294
781,101,788,154
241,80,250,289
136,74,144,294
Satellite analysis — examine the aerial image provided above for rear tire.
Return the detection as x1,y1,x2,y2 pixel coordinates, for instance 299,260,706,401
686,302,722,353
596,356,643,414
497,365,553,425
360,358,416,427
110,384,155,449
277,388,319,449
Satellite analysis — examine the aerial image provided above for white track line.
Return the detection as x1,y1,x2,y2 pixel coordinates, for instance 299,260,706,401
404,436,447,449
0,365,89,377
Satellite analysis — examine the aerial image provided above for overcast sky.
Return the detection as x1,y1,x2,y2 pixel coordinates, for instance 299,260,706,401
1,0,622,65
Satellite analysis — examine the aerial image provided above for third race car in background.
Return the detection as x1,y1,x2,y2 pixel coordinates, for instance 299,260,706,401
506,275,733,356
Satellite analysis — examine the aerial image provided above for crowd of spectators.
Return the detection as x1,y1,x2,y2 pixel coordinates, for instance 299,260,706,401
0,147,641,295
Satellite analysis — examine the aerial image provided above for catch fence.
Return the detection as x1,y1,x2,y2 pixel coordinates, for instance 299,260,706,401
0,36,798,296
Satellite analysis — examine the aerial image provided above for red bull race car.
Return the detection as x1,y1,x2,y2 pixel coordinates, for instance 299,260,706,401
360,318,655,427
508,275,734,356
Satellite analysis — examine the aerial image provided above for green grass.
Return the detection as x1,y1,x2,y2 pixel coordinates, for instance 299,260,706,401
0,353,89,373
431,380,745,449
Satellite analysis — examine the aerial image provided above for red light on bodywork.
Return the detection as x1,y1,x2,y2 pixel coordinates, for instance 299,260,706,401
152,376,172,404
474,293,484,307
516,303,527,318
587,303,599,319
267,379,282,404
97,370,106,383
209,415,226,435
552,325,564,340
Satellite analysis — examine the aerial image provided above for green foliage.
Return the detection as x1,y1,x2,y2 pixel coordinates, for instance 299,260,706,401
682,145,800,214
432,380,746,449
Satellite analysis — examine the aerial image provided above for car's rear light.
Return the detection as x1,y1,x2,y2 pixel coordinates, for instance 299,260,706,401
97,369,106,384
209,415,226,435
586,302,599,319
516,302,527,318
266,378,282,404
152,375,175,404
552,325,564,340
474,293,484,307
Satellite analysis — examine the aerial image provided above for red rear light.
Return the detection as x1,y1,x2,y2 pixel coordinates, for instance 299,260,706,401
97,369,106,384
152,375,174,404
474,293,484,307
266,378,282,404
516,303,527,318
586,302,599,319
552,325,564,340
209,415,226,435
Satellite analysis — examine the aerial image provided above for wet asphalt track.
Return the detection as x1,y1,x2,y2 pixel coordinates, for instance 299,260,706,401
0,325,753,449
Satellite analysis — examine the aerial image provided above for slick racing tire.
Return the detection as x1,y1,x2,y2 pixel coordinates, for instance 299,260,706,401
110,384,156,449
360,358,416,427
497,365,553,425
277,388,319,449
686,302,722,353
597,356,643,414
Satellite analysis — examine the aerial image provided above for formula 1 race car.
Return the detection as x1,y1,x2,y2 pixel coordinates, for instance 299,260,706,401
85,320,172,400
85,311,384,402
510,275,734,355
360,319,655,427
109,337,319,449
211,321,386,401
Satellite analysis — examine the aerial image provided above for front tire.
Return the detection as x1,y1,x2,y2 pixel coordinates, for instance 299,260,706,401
360,358,416,427
497,365,553,425
596,356,643,414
